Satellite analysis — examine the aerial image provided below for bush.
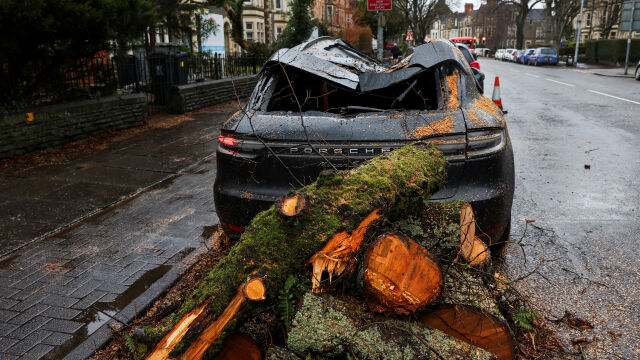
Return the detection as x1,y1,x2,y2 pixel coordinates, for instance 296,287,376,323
559,46,585,56
584,39,640,65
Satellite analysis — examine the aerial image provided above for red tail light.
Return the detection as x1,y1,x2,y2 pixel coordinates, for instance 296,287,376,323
470,61,480,70
226,223,245,232
218,134,237,146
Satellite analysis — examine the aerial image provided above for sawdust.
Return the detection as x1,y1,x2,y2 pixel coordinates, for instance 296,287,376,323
445,73,460,110
465,107,485,127
409,115,455,139
473,97,501,119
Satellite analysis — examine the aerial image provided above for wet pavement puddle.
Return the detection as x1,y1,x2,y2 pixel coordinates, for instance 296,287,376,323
44,264,172,359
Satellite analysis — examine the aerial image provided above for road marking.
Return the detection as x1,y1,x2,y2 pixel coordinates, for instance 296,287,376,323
588,89,640,105
525,73,539,78
545,78,575,87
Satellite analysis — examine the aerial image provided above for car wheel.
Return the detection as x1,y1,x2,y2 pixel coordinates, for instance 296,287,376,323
635,66,640,81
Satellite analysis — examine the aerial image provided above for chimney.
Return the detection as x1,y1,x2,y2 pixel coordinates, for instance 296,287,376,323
465,3,473,14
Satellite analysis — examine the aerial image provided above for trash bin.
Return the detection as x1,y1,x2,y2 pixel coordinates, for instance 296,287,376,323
148,52,169,104
169,52,189,85
116,55,138,89
566,56,574,66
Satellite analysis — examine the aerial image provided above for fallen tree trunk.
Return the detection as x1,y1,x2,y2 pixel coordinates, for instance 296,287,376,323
363,232,443,314
419,266,515,360
144,145,449,356
214,333,261,360
287,292,494,359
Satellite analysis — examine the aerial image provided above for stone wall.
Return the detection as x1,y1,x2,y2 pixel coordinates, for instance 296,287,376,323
0,94,147,160
168,75,258,114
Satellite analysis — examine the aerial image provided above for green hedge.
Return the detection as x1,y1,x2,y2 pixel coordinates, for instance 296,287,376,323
585,39,640,65
559,45,585,56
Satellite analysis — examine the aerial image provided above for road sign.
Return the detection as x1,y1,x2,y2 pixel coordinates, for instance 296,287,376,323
405,31,414,42
367,0,392,11
620,1,640,31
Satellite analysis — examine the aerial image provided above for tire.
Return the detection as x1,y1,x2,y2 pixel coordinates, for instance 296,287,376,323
635,66,640,81
492,219,511,249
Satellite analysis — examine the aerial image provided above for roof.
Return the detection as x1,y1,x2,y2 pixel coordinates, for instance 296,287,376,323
264,37,470,92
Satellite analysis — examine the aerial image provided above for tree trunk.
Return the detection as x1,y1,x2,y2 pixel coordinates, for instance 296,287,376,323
215,333,262,360
288,292,494,359
143,145,449,357
363,232,443,314
420,265,515,360
516,11,526,49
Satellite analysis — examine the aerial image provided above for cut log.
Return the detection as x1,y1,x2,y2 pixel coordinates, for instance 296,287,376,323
363,232,442,314
418,265,515,360
419,304,515,360
242,277,266,301
287,292,494,359
215,333,262,360
277,194,307,217
459,203,490,266
145,146,448,356
308,208,381,292
181,285,249,360
145,299,211,360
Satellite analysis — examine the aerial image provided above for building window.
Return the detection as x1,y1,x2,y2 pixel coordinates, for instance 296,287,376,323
246,22,253,30
246,32,253,42
276,0,281,9
586,13,591,27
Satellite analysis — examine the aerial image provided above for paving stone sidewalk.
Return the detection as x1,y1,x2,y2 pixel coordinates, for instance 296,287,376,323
0,103,239,359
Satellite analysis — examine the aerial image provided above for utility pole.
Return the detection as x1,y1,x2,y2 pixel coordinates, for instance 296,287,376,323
624,1,636,75
377,11,384,59
574,0,585,66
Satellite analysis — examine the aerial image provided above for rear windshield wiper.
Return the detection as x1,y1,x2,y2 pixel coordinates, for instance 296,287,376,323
326,106,384,114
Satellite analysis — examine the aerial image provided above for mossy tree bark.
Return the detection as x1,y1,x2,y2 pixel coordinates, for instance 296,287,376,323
144,145,449,358
287,292,494,360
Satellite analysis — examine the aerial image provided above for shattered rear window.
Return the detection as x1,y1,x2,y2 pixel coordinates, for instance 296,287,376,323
257,64,445,113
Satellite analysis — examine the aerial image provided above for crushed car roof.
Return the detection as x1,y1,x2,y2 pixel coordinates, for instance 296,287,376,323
263,37,470,92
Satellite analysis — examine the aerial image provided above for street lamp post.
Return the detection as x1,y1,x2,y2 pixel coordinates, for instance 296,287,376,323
574,0,585,66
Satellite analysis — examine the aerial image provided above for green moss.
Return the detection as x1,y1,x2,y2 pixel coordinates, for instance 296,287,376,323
288,293,493,359
151,145,449,349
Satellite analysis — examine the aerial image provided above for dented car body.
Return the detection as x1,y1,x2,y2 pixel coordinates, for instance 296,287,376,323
214,38,514,244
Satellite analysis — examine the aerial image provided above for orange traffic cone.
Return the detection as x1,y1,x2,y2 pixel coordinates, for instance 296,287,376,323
491,76,503,111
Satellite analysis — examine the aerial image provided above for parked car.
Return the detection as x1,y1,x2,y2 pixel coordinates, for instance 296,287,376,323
635,59,640,81
529,47,558,66
513,50,524,63
495,49,505,60
475,47,491,57
213,38,514,247
455,43,485,94
503,48,517,61
518,49,535,64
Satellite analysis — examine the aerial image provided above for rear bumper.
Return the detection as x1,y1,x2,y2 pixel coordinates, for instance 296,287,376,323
536,58,558,64
214,138,514,244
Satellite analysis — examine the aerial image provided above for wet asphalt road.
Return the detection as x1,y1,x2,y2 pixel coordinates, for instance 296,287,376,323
478,58,640,359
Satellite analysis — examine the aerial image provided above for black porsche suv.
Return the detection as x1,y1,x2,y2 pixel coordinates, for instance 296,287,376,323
214,38,514,245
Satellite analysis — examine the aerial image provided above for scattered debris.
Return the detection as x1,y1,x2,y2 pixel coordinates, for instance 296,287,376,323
584,164,591,169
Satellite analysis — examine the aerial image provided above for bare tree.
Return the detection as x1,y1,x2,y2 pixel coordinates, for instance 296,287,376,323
545,0,581,50
394,0,440,43
501,0,543,48
600,0,624,38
